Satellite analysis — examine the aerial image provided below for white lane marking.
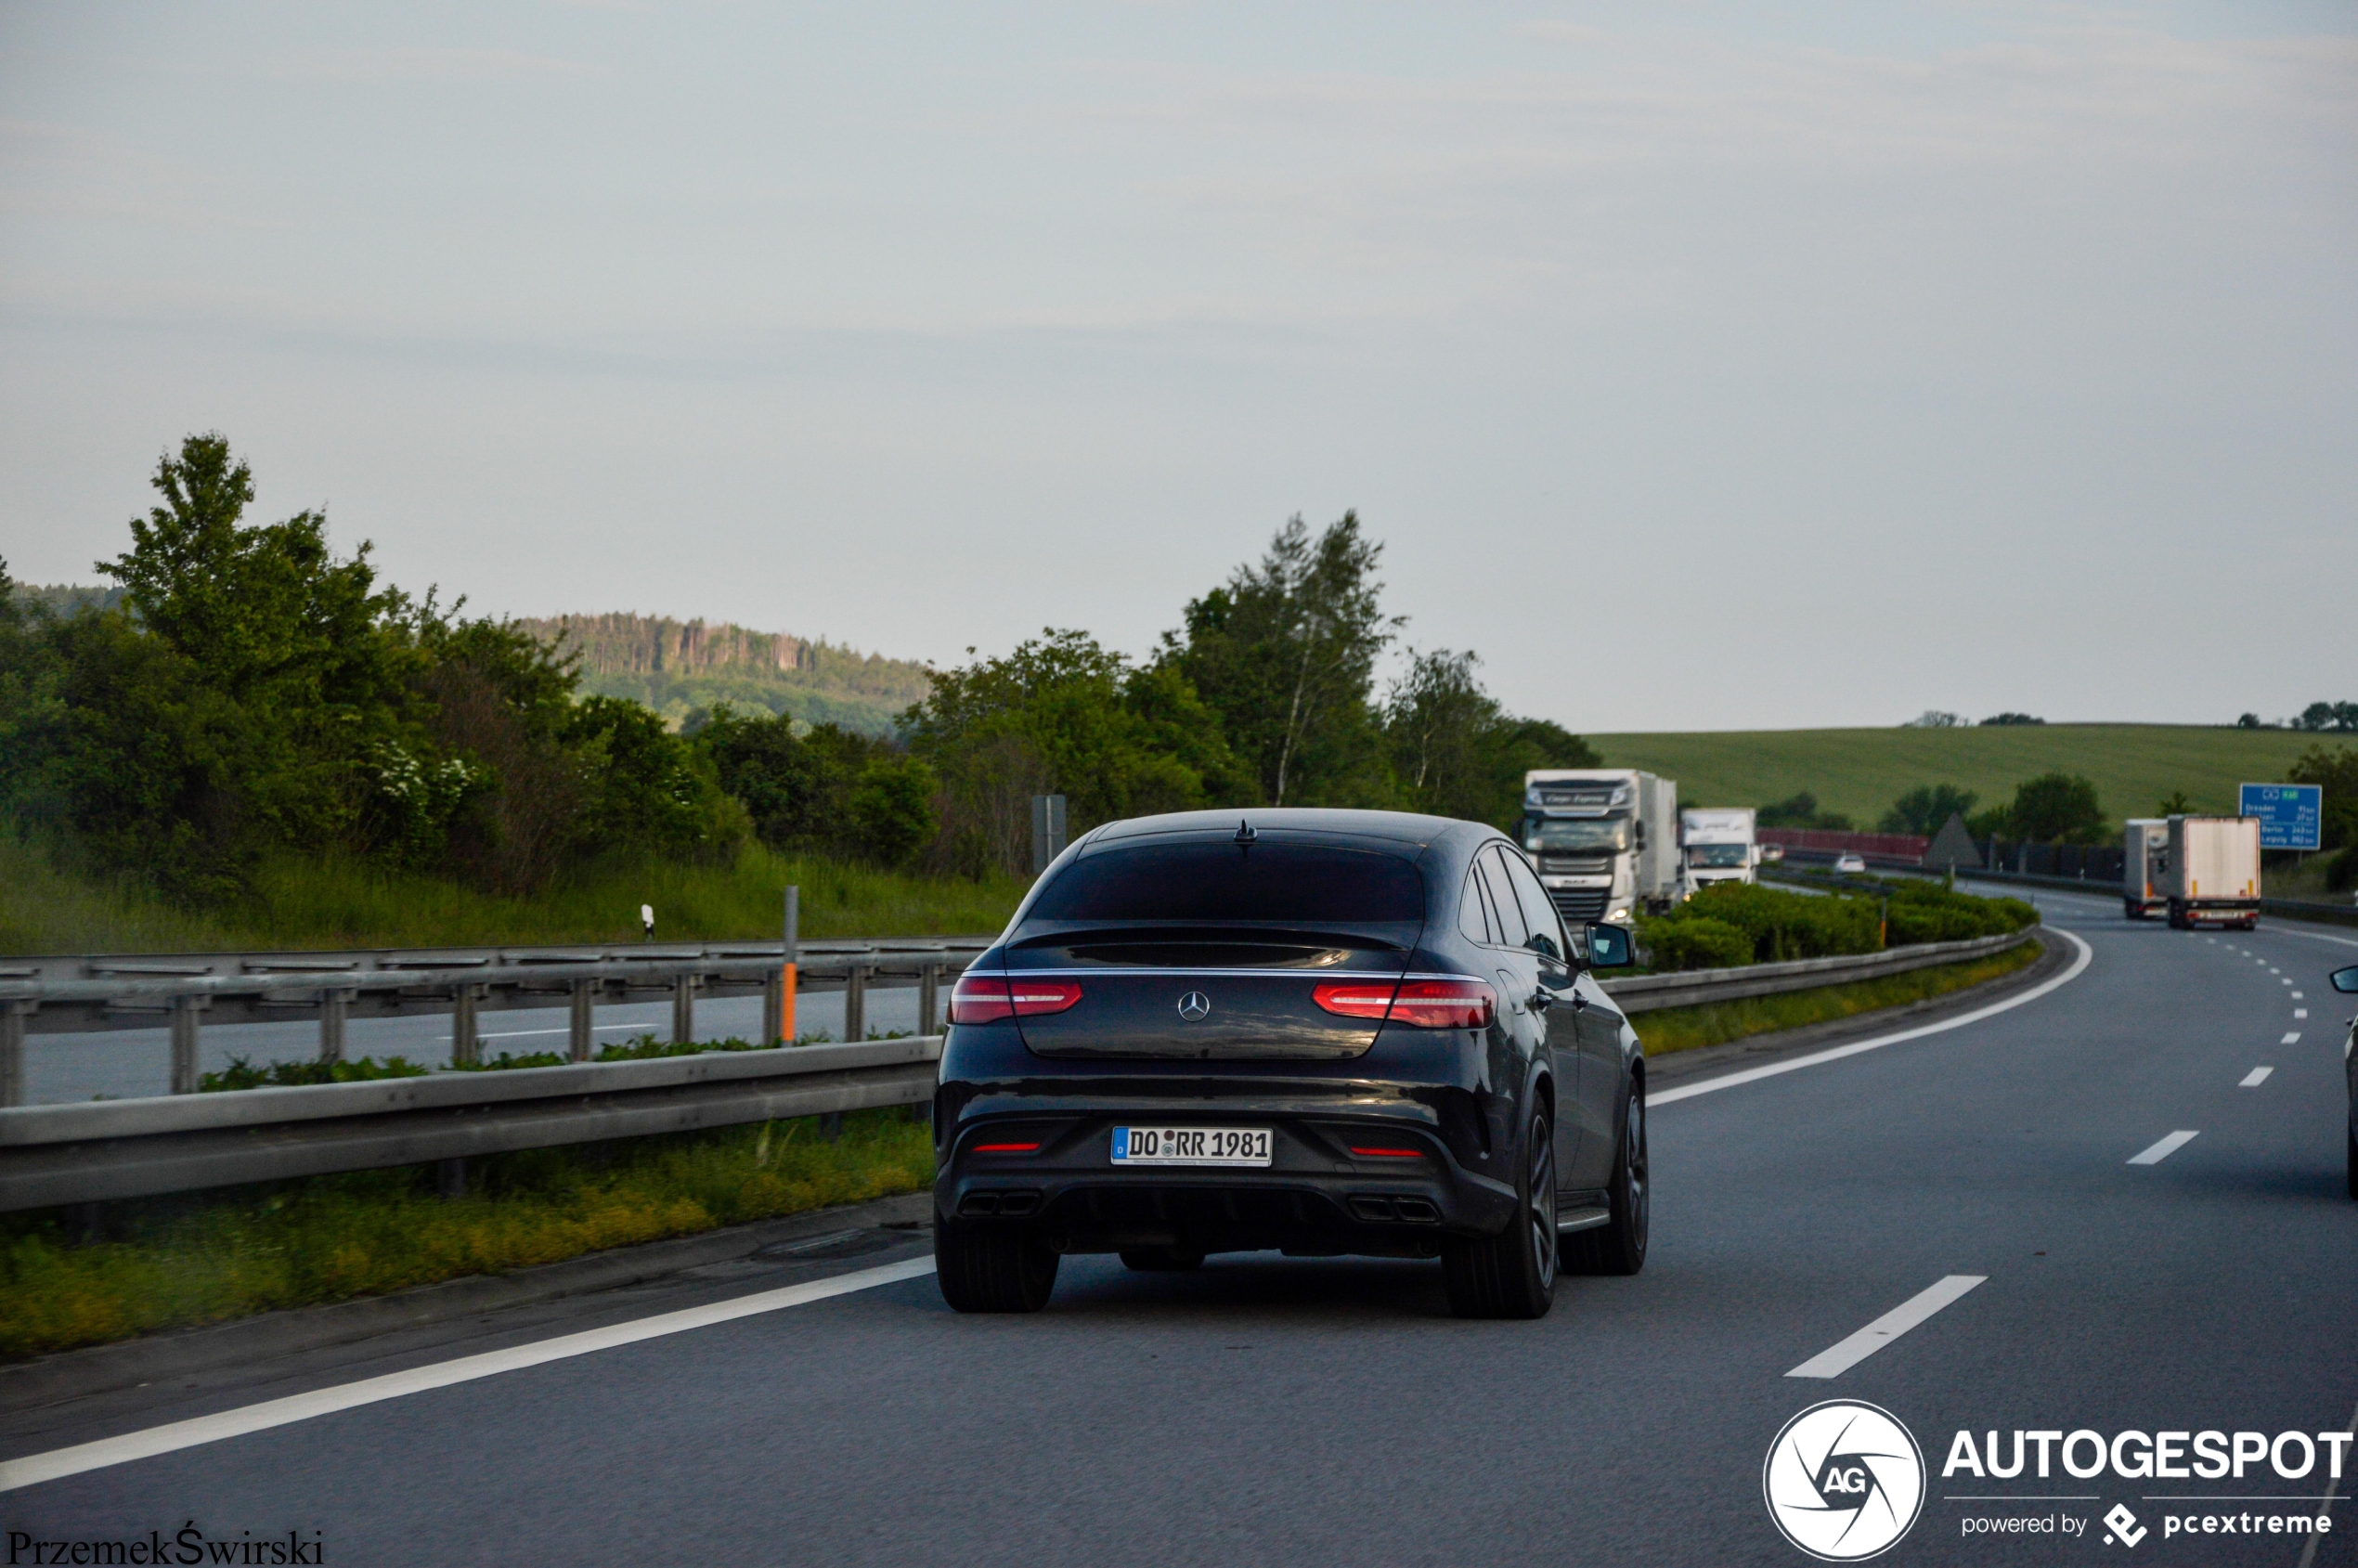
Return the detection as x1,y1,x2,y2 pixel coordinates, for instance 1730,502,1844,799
2283,1031,2302,1044
0,1256,938,1494
2269,967,2281,974
1652,929,2092,1108
2273,927,2358,952
2295,1009,2308,1019
2293,991,2305,1000
2129,1130,2200,1165
1786,1275,1987,1379
2281,978,2292,985
2297,1396,2358,1568
2240,1067,2274,1087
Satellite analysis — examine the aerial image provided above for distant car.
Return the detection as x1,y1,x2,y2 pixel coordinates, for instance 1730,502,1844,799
1759,843,1785,864
2336,965,2358,1199
1833,852,1868,874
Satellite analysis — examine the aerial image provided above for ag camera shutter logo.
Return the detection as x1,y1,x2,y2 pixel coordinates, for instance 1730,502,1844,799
1763,1400,1926,1561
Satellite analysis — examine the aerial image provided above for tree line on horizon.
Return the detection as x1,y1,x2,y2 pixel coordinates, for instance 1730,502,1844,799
0,434,1599,905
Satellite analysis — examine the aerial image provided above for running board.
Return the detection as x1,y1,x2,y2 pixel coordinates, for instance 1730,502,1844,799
1556,1207,1610,1234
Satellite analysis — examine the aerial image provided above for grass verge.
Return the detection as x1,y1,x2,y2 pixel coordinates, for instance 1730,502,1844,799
0,1109,933,1361
0,836,1028,954
1631,939,2043,1057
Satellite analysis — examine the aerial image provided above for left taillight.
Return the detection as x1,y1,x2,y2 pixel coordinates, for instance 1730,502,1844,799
1315,977,1495,1030
949,973,1082,1025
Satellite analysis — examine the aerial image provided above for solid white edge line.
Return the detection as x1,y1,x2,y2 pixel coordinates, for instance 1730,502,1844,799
2240,1067,2274,1087
1651,928,2092,1108
2128,1130,2200,1166
1785,1274,1987,1379
2272,927,2358,952
0,1255,939,1495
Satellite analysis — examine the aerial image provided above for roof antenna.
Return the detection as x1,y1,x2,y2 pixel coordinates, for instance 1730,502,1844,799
1234,818,1258,847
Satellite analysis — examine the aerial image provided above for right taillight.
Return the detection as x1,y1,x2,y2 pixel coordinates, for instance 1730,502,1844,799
1313,977,1496,1030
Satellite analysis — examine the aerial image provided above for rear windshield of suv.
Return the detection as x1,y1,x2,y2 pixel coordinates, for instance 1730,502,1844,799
1027,841,1426,925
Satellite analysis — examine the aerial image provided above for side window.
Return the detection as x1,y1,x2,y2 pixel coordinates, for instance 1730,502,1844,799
1498,846,1571,963
1457,868,1494,946
1477,848,1529,950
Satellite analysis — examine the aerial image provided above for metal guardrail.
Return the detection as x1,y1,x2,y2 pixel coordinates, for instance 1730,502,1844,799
1603,927,2037,1013
0,939,994,1105
0,929,2043,1212
0,1036,946,1212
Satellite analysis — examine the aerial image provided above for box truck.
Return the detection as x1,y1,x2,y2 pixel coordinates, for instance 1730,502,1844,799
1520,769,1681,927
1680,807,1759,895
2123,818,2169,921
2164,816,2261,930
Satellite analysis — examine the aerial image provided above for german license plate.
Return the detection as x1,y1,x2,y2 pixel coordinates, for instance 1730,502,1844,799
1110,1126,1272,1167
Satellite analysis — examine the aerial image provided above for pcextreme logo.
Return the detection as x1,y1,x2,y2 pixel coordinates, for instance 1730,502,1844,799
1764,1400,1928,1562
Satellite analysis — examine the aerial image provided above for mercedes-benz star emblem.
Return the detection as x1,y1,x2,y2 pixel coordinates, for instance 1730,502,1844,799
1176,991,1211,1021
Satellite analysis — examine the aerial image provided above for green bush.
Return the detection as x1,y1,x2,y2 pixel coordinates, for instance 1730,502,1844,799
1639,914,1753,971
1664,882,1884,962
200,1055,432,1092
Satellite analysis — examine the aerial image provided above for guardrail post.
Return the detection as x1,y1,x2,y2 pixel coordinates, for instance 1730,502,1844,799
0,1001,30,1108
318,988,350,1065
671,972,700,1044
570,978,596,1063
780,886,799,1043
451,984,481,1068
917,963,940,1037
761,967,784,1047
169,994,209,1094
843,964,868,1044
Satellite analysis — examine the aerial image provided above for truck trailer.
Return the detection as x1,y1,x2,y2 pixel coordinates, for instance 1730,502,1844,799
2163,816,2261,930
2123,818,2170,920
1680,807,1759,896
1520,769,1681,927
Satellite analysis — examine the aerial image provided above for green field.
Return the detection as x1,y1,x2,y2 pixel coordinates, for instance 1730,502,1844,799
1585,724,2334,827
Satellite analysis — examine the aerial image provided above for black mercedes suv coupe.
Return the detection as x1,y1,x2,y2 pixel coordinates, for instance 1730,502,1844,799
930,808,1647,1318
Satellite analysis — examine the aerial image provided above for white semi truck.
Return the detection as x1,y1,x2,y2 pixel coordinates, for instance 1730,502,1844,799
1680,807,1759,895
2122,818,2169,920
1520,769,1681,927
2163,816,2261,930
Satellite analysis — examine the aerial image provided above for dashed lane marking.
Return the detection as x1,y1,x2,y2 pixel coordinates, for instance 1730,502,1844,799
2129,1131,2200,1166
2240,1068,2274,1087
1786,1275,1988,1379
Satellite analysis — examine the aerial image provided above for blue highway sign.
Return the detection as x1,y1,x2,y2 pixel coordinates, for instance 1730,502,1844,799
2239,783,2322,851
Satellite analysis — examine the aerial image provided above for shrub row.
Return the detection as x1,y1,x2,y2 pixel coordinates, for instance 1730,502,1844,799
1635,879,2035,972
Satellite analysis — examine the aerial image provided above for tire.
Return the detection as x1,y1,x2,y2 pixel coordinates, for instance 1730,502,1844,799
935,1218,1059,1313
1566,1080,1650,1276
2167,901,2189,930
1443,1107,1557,1320
1120,1247,1204,1271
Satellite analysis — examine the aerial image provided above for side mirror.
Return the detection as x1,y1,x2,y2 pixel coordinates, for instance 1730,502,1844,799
1584,922,1634,969
2331,965,2358,995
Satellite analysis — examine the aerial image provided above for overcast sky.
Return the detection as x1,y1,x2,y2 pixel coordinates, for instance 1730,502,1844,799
4,2,2352,733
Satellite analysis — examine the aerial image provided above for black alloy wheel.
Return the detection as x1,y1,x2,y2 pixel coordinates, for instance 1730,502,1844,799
935,1219,1059,1313
1567,1080,1649,1276
1442,1108,1557,1319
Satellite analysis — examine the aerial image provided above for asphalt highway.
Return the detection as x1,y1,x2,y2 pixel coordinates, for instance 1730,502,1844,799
5,888,2354,1566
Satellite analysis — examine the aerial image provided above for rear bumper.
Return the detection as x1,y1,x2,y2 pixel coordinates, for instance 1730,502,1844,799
935,1104,1520,1259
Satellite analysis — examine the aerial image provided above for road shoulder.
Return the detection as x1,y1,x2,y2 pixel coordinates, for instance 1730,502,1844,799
1644,927,2077,1094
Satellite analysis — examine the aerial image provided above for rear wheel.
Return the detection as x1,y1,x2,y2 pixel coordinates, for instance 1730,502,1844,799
1566,1080,1650,1276
1120,1247,1204,1271
936,1219,1059,1313
1443,1108,1557,1319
